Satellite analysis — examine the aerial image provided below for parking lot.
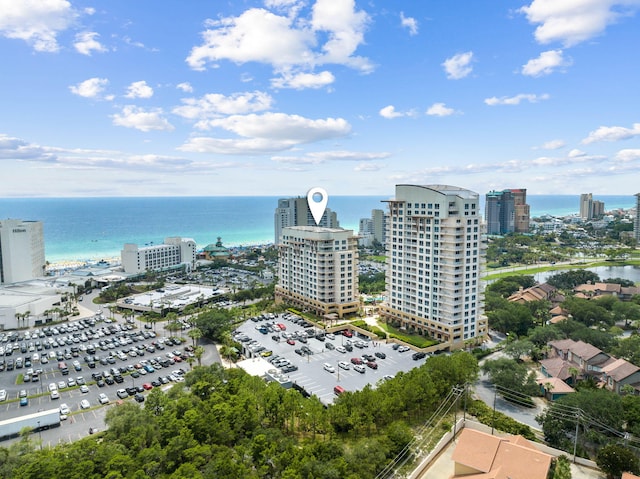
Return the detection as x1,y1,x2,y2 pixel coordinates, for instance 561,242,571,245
0,314,190,445
234,312,429,405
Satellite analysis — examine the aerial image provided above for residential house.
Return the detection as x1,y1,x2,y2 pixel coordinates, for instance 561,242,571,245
536,376,575,401
547,339,611,376
507,283,564,306
601,358,640,394
450,428,552,479
574,282,640,300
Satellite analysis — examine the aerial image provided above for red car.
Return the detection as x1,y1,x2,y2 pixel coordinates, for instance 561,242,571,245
286,339,295,345
342,330,353,338
366,361,378,370
350,357,363,365
277,323,287,331
142,383,153,390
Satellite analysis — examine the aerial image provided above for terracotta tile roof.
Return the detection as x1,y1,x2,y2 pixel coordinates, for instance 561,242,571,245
549,305,567,315
549,315,568,324
536,376,575,394
570,340,604,361
622,472,640,479
603,358,640,382
451,429,552,479
539,357,573,381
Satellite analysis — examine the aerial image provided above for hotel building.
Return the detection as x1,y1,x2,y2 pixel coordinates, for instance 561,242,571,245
275,226,359,318
0,219,46,284
121,237,196,274
379,185,487,349
274,197,340,244
580,193,605,221
358,208,386,247
485,188,530,235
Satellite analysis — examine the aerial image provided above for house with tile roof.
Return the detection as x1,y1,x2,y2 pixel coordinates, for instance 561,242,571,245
536,376,575,401
548,339,611,376
450,428,553,479
601,358,640,394
574,282,640,300
508,283,564,306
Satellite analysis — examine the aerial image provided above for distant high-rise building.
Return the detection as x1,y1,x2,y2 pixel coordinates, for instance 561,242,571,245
0,219,46,284
635,193,640,243
379,185,487,350
274,197,339,244
580,193,605,220
275,226,359,318
485,190,515,235
121,237,196,274
509,188,530,233
358,208,386,247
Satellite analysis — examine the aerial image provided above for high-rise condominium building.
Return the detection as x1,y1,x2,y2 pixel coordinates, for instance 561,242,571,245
379,185,487,349
358,208,386,247
274,197,339,244
635,193,640,243
275,226,359,318
485,188,530,235
580,193,605,221
0,219,46,284
121,237,196,274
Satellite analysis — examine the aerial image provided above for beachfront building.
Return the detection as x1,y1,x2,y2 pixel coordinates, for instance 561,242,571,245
635,193,640,243
379,185,487,350
275,226,359,319
580,193,605,221
274,197,340,244
0,219,46,284
358,209,386,247
485,188,530,235
121,237,196,274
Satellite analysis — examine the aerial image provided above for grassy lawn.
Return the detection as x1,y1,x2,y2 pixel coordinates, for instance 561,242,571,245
376,321,440,348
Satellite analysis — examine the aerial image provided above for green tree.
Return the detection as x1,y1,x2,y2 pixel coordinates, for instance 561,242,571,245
552,455,572,479
195,308,233,342
596,444,640,479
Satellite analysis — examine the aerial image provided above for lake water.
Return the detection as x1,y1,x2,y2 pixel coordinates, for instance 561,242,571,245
533,265,640,284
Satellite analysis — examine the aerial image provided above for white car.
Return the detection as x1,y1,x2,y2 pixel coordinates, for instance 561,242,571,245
59,403,71,415
48,382,58,392
323,363,335,373
336,346,347,354
326,333,335,340
80,399,90,409
67,378,76,387
0,389,6,401
50,390,60,400
80,385,89,394
98,393,109,405
338,361,350,370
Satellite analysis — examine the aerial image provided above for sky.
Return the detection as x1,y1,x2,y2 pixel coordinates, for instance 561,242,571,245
1,0,639,198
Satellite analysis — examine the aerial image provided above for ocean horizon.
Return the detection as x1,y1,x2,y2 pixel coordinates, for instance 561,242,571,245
0,194,636,264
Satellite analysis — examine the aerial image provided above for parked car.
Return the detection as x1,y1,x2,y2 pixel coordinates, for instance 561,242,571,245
80,399,90,409
323,363,335,373
98,393,109,404
353,364,365,373
350,357,363,365
338,361,350,370
59,403,71,415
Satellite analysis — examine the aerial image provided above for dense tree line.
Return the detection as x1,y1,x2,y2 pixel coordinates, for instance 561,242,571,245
358,271,385,294
0,354,479,479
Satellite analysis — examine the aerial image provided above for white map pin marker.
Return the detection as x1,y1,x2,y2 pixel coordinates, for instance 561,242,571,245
307,187,328,225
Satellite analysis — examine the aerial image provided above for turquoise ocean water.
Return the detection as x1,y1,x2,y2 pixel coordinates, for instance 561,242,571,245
0,195,635,263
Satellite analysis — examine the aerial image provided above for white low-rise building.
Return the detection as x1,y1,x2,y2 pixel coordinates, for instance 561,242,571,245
121,237,196,274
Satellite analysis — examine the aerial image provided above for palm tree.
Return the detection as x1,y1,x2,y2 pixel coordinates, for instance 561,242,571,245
188,327,203,348
194,346,205,367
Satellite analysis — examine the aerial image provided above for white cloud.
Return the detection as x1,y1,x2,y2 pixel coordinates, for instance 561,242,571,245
538,139,566,150
484,93,550,105
0,134,55,162
568,148,587,158
379,105,404,119
582,123,640,143
111,106,174,132
125,81,154,99
179,112,351,154
354,162,384,172
0,0,76,52
519,0,640,47
271,70,335,89
442,51,473,79
426,103,455,117
74,31,107,56
69,77,110,99
173,91,273,122
186,1,372,80
615,149,640,162
272,150,390,164
176,82,193,93
522,49,570,76
400,12,418,35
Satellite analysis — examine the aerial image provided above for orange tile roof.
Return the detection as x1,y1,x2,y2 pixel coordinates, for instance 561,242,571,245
451,429,552,479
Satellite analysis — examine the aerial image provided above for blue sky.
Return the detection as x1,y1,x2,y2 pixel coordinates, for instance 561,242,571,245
1,0,639,198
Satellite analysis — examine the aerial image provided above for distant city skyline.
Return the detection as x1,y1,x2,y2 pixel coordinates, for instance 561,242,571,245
1,1,639,197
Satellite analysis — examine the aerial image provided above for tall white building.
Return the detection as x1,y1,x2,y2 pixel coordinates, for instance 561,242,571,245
275,226,359,318
121,237,196,274
358,209,386,247
0,219,46,284
274,197,340,244
635,193,640,243
379,185,487,349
